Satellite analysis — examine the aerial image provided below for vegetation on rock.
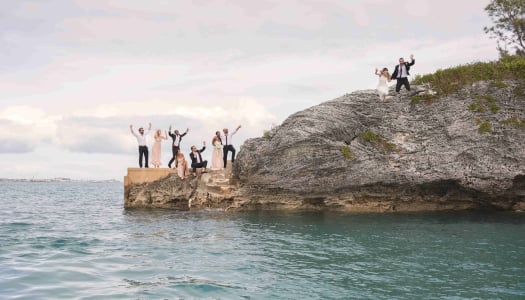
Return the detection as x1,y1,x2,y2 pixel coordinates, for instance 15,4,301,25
469,95,501,114
413,56,525,96
340,146,354,160
500,116,525,128
476,118,493,134
359,130,396,153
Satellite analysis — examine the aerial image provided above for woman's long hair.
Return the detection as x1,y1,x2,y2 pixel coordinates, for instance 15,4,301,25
212,131,222,145
154,129,162,139
382,67,391,81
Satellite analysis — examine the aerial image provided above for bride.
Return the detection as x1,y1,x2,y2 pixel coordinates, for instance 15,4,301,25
210,131,223,170
375,67,391,101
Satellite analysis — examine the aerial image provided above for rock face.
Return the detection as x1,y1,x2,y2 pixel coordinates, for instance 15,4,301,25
125,168,242,210
233,82,525,211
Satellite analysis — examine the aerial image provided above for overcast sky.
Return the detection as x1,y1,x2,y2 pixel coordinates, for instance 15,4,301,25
1,0,498,180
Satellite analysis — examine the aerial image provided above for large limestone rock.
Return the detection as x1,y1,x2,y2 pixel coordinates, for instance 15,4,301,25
234,82,525,211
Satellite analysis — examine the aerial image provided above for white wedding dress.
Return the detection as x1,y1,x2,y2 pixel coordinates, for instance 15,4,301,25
377,76,389,99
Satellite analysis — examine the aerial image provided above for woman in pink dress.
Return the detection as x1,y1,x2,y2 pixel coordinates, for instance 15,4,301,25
211,131,223,171
151,129,167,168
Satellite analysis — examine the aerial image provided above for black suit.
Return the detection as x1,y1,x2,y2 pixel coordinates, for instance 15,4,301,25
167,131,187,168
189,147,207,172
391,59,415,92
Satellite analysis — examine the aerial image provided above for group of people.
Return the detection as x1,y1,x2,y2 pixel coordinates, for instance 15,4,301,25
129,124,242,178
375,54,415,101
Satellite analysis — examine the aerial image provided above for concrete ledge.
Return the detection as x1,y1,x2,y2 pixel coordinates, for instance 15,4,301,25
124,168,177,187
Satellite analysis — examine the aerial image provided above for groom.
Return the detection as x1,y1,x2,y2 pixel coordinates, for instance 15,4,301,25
391,54,415,93
223,125,241,168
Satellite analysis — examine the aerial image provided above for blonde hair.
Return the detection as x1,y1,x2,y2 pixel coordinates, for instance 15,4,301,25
154,129,161,139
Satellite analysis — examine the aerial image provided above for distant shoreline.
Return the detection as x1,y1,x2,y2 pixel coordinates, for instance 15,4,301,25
0,178,121,183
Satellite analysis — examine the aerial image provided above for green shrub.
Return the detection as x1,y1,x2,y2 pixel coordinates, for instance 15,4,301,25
340,146,353,160
469,95,500,114
413,55,525,96
491,80,508,88
500,116,525,128
468,102,487,113
359,130,380,142
478,121,492,134
410,94,438,105
263,130,270,138
358,130,396,153
513,83,525,97
488,102,500,113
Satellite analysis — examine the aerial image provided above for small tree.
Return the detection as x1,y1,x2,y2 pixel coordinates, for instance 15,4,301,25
484,0,525,56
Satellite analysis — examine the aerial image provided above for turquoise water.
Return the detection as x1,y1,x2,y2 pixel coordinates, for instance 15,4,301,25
1,181,524,299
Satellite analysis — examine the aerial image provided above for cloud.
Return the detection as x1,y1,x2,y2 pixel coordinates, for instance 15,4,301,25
49,96,278,155
0,107,58,153
0,139,34,153
0,0,500,179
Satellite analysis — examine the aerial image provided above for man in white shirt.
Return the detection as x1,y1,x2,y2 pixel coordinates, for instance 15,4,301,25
222,125,241,168
130,122,152,168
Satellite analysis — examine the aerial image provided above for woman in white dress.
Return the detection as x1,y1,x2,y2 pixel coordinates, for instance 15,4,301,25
375,67,391,101
210,131,223,171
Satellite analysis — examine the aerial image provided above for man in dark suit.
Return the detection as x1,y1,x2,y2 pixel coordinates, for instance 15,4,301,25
391,54,415,93
168,126,189,168
189,142,207,174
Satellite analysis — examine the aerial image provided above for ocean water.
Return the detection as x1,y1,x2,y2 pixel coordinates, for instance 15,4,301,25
0,181,524,299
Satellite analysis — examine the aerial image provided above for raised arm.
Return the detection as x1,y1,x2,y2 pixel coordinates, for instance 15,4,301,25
199,141,206,152
408,54,415,66
375,68,381,76
180,128,189,137
232,125,242,135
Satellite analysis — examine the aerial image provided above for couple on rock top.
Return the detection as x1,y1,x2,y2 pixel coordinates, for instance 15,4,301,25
191,125,242,174
129,123,241,176
375,54,415,101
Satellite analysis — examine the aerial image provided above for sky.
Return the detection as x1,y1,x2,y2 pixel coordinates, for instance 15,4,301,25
1,0,499,180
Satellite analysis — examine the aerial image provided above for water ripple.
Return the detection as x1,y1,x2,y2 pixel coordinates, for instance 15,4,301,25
1,182,525,299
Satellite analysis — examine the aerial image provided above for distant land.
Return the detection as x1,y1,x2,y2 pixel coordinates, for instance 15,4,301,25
0,177,121,183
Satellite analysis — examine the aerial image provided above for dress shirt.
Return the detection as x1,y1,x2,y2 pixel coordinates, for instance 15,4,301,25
132,130,150,146
223,128,239,146
399,64,408,78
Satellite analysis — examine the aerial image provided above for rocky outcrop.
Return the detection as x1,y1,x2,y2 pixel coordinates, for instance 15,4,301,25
233,82,525,211
125,81,525,212
125,168,242,210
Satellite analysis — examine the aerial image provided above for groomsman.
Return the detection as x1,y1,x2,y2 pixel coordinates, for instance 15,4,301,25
391,54,415,93
130,122,152,168
168,126,189,168
189,142,207,174
222,125,241,168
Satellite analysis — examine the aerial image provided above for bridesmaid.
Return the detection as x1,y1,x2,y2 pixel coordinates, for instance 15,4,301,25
175,152,189,179
210,131,223,171
151,129,167,168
